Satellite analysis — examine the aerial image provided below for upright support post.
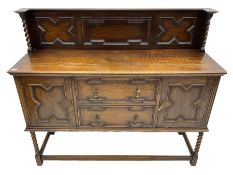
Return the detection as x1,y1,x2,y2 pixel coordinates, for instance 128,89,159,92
30,131,43,166
190,132,204,166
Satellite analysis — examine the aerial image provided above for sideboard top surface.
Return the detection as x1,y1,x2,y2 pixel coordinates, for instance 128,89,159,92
8,49,226,76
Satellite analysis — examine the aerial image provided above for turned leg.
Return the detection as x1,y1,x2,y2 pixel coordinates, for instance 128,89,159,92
30,131,43,166
190,132,204,166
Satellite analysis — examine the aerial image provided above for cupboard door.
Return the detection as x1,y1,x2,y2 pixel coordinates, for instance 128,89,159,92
158,77,219,128
21,77,76,127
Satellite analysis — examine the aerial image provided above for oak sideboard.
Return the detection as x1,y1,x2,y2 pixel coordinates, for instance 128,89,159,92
8,8,226,166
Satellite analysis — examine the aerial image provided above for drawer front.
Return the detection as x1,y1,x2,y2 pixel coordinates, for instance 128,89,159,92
78,107,156,128
158,77,219,128
21,77,76,127
76,78,160,104
16,76,218,130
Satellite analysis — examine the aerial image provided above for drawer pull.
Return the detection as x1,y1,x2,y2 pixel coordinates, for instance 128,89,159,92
93,87,99,98
135,88,141,98
128,114,143,127
88,87,104,103
89,114,105,127
130,88,144,103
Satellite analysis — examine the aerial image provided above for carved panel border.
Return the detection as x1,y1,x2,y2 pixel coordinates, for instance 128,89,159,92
76,78,161,105
36,17,76,45
201,77,220,126
156,17,197,45
81,17,152,46
29,84,71,123
78,107,155,128
163,83,205,123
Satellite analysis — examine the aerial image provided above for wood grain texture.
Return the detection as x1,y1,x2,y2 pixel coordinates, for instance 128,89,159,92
20,77,77,127
8,49,226,76
17,76,220,130
10,8,226,166
15,8,217,51
79,107,155,128
158,77,216,128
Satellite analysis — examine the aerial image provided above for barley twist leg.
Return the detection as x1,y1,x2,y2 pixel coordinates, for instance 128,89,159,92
30,132,43,165
190,132,204,166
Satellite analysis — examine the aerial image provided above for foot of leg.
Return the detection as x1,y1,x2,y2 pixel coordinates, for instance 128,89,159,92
35,154,43,166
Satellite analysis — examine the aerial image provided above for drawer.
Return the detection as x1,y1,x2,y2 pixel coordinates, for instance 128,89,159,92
78,107,156,128
76,78,160,103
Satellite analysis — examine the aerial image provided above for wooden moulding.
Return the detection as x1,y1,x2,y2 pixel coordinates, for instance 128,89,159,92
15,8,217,51
8,49,227,76
25,127,209,132
41,155,192,161
11,8,224,166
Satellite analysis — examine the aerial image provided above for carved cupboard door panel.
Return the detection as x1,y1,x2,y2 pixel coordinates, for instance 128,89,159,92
157,77,219,128
21,77,76,127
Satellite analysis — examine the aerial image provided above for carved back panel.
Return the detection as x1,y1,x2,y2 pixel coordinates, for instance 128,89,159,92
16,8,216,51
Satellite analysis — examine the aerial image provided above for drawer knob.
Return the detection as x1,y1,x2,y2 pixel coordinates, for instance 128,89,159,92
130,88,144,103
88,87,104,103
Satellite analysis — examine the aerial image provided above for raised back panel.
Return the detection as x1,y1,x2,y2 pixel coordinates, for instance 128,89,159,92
16,8,216,51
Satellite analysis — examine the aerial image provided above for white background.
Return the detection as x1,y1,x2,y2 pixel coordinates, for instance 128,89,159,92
0,0,232,174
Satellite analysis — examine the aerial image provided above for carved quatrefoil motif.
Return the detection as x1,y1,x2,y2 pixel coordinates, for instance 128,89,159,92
36,17,75,45
29,84,72,122
163,84,204,122
157,17,196,45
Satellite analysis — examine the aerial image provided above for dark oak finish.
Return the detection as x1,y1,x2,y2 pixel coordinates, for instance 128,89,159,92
16,8,216,52
9,9,226,166
8,49,226,76
42,155,192,161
